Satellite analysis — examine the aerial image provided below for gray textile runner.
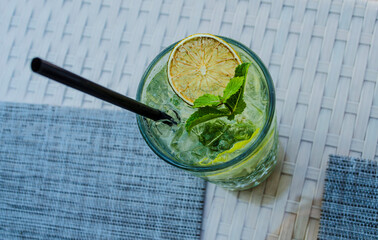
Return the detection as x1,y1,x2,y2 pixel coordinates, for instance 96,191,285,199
0,102,205,239
318,155,378,240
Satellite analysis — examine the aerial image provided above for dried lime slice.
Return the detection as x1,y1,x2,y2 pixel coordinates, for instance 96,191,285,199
168,33,242,105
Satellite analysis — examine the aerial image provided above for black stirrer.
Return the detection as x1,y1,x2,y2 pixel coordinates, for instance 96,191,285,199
31,58,177,126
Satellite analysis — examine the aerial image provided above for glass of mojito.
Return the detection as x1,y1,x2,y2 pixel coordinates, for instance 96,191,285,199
136,34,277,191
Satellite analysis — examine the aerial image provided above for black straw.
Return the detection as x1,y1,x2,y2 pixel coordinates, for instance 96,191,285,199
31,58,177,125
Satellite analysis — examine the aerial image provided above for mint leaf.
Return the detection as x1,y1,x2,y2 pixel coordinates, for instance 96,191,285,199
194,119,255,152
228,120,256,141
234,63,250,77
227,97,246,120
195,120,229,150
225,82,246,120
225,68,248,119
185,107,229,132
185,62,251,133
222,76,244,102
193,94,221,108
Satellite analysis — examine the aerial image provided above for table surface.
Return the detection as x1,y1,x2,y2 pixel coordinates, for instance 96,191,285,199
1,0,377,239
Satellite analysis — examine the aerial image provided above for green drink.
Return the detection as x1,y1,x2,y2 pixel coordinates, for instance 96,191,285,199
137,35,277,190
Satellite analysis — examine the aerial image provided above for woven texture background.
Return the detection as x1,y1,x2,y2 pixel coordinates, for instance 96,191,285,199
318,155,377,240
0,102,205,239
1,0,377,239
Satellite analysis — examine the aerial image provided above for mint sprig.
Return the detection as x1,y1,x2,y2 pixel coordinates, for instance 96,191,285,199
185,63,251,132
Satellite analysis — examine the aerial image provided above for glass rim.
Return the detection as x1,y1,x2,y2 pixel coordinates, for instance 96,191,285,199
136,36,276,172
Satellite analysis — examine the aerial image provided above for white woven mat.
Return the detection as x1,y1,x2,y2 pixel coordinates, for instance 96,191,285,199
1,0,377,239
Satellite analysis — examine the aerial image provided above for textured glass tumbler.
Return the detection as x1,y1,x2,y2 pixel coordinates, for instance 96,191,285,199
137,37,278,191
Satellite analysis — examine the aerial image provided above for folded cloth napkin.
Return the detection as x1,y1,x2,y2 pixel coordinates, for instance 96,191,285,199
0,102,205,240
318,155,377,240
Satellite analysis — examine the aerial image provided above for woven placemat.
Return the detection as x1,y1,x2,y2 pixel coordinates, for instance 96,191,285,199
0,102,205,239
318,155,377,240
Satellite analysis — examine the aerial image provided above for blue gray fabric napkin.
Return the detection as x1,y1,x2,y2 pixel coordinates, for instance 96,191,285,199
318,155,378,240
0,102,205,239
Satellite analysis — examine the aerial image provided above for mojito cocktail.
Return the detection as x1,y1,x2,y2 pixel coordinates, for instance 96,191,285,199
137,34,277,190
